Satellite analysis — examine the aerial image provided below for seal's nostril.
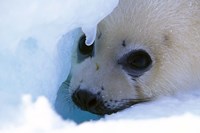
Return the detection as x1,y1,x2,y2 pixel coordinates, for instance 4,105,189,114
72,89,101,111
88,97,97,107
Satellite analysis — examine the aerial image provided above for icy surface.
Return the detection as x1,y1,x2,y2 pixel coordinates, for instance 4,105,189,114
0,0,119,101
1,93,200,133
1,0,200,132
82,26,97,46
0,0,118,124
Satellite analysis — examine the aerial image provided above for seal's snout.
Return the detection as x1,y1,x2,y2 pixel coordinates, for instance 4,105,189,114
72,89,103,113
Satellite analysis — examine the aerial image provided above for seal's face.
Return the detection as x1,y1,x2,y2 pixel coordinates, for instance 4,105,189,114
69,0,200,115
71,33,154,115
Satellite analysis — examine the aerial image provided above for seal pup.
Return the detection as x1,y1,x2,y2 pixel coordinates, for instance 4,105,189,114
68,0,200,115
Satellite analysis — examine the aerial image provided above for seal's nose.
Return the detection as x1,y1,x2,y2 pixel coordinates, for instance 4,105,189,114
72,89,101,112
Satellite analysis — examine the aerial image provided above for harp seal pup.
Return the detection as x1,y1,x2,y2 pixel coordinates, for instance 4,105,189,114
68,0,200,115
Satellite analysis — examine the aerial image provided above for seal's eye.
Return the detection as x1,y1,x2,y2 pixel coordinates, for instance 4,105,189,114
78,35,94,56
118,50,152,78
127,50,152,70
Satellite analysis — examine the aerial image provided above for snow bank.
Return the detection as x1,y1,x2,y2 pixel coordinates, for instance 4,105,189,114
1,93,200,133
0,0,118,124
0,0,118,102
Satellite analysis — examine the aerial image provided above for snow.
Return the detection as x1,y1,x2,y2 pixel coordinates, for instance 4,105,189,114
0,0,200,133
1,94,200,133
82,25,97,46
0,0,118,125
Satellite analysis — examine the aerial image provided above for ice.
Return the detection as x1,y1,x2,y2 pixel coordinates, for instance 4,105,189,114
0,0,118,124
82,26,97,46
1,0,200,132
1,93,200,133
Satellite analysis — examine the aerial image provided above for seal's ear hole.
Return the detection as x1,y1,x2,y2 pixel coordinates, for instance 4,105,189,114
78,34,94,56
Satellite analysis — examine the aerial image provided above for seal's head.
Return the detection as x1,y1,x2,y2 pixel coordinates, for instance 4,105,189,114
69,0,200,115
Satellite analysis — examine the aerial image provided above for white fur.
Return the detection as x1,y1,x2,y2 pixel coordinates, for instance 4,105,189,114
70,0,200,112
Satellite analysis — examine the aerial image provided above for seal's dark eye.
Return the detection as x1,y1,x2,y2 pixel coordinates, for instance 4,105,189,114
118,50,152,78
127,50,152,70
78,35,94,56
